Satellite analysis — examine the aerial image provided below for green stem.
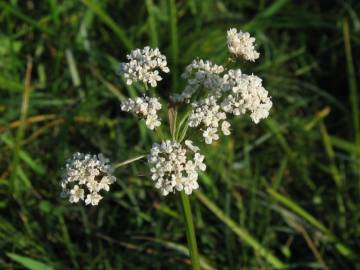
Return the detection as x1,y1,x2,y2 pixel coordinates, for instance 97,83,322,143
113,155,146,169
179,191,200,270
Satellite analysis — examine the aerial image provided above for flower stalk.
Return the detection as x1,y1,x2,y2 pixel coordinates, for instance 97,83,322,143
169,108,201,270
180,191,201,270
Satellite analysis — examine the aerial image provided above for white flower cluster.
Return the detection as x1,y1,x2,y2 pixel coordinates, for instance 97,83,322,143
119,46,170,87
121,96,162,130
184,67,271,143
221,72,272,124
227,28,259,61
61,153,116,206
172,59,225,103
188,96,231,144
148,140,206,196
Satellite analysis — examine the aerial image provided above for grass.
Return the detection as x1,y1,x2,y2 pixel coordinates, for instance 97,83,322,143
1,0,360,269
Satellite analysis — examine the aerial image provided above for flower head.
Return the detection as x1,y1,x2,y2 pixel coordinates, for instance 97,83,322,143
227,28,259,61
61,153,116,206
221,72,272,123
188,96,229,144
121,95,162,130
172,59,225,103
148,140,206,196
119,46,170,87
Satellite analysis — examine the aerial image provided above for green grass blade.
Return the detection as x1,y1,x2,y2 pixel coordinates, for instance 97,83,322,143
319,121,343,186
65,49,81,87
0,2,53,35
145,0,159,47
10,59,33,197
267,187,355,258
195,191,286,269
259,0,289,18
80,0,133,50
7,253,54,270
330,136,360,154
168,0,179,92
267,188,329,233
343,18,360,146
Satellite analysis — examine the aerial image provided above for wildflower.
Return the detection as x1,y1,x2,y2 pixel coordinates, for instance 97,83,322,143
221,73,272,124
61,153,116,206
121,95,162,130
172,59,225,103
148,140,206,196
182,59,225,80
188,96,228,144
185,140,200,152
119,46,170,87
221,121,231,135
227,28,259,61
203,127,219,144
69,185,84,203
85,193,103,206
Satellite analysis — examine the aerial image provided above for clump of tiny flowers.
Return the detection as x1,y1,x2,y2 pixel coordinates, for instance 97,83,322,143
221,71,272,124
61,153,116,206
188,96,230,144
147,140,206,196
121,95,162,130
119,46,170,87
227,28,259,61
174,28,272,144
182,66,271,143
172,59,225,103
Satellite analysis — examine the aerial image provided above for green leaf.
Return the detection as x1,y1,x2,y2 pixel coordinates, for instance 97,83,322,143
7,253,54,270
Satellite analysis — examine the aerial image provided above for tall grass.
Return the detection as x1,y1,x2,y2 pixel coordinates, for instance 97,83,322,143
0,1,360,269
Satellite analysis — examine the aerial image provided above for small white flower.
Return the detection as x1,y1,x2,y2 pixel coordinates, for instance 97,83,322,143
145,114,161,130
203,128,219,144
227,28,259,61
61,152,116,206
194,153,206,171
121,95,162,130
119,46,169,87
69,185,84,203
147,140,205,196
85,193,103,206
185,140,200,152
221,121,231,135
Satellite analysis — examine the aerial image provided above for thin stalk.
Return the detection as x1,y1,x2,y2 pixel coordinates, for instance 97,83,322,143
169,105,200,269
113,155,146,169
179,191,200,270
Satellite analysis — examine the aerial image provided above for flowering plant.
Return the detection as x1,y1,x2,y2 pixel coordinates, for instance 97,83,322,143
60,28,272,269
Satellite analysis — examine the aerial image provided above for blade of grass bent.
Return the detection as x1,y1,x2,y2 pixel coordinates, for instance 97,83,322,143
267,187,355,258
195,191,286,269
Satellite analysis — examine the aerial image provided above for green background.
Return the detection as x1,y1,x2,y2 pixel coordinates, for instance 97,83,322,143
1,0,360,269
